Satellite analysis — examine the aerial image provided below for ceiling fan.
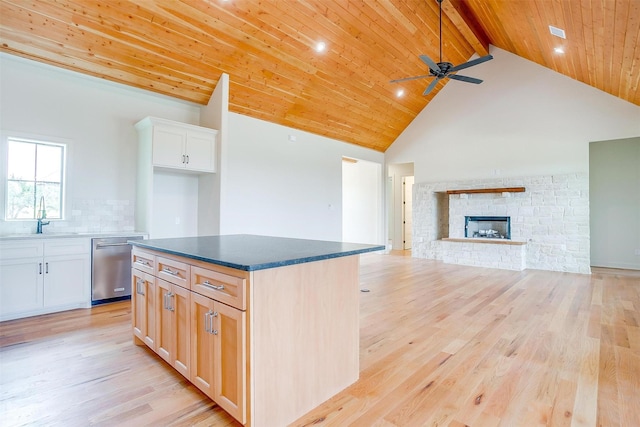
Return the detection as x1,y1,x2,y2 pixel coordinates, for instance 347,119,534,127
390,0,493,96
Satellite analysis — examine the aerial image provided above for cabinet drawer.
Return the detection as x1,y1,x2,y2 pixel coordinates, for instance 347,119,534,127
157,256,189,288
191,266,246,310
132,248,155,274
45,238,90,256
0,241,44,260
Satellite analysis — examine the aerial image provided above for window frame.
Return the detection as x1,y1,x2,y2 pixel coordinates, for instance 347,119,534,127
3,133,68,221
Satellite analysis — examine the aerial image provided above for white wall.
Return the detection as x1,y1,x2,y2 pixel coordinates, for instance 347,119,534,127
342,159,382,244
0,54,201,234
590,137,640,269
221,113,385,242
386,47,640,183
198,73,229,236
151,171,199,238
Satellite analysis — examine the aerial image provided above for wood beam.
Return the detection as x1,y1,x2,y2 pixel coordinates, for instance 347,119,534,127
441,0,490,57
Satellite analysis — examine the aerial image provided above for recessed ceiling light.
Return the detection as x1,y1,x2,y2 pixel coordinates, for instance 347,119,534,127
549,25,566,39
315,41,326,53
396,89,405,97
554,47,565,54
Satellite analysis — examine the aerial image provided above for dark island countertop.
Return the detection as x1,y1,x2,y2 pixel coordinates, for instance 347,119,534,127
129,234,385,271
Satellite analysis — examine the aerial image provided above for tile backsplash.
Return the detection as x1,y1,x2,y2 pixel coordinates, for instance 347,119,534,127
0,199,135,235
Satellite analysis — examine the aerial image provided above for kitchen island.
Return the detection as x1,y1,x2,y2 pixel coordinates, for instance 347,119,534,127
129,234,383,427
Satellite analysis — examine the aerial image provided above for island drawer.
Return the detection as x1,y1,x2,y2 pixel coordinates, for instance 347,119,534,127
157,256,190,288
132,248,155,274
191,266,246,310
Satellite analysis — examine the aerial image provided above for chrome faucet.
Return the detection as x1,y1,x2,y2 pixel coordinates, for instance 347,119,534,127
36,196,50,234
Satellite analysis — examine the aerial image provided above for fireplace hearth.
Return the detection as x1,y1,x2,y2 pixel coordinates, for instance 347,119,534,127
465,216,511,239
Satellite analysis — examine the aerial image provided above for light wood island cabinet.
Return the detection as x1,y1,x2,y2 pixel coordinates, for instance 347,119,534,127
132,268,155,349
156,277,191,378
133,246,248,423
130,235,383,427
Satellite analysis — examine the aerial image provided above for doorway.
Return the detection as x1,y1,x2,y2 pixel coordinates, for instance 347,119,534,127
387,163,414,251
342,157,383,244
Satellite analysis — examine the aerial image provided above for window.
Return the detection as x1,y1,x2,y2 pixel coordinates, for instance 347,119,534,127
5,137,66,220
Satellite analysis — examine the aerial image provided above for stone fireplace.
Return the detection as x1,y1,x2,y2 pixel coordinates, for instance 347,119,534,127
411,173,591,273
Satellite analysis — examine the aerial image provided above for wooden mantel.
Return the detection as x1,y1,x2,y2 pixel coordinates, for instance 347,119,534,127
446,187,526,195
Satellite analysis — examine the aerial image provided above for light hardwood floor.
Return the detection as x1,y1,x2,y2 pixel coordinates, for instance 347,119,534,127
1,254,638,426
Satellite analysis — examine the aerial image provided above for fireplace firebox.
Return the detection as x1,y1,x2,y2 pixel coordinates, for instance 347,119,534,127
465,216,511,239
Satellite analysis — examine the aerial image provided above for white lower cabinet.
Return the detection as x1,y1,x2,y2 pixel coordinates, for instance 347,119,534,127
0,257,43,316
0,238,91,321
43,255,89,307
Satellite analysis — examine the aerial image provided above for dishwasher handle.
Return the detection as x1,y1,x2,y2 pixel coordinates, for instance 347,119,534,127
95,242,132,249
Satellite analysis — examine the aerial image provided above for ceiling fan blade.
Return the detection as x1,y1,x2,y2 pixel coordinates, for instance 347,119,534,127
390,74,432,83
423,78,440,95
448,74,483,84
448,54,493,73
419,55,441,73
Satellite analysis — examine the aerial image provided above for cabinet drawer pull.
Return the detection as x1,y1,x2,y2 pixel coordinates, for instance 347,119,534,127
45,262,49,274
165,292,175,311
205,310,213,333
39,262,43,275
135,260,149,266
201,280,224,291
162,267,179,276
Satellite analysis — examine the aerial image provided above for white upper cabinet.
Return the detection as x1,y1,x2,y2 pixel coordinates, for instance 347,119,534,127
136,117,218,173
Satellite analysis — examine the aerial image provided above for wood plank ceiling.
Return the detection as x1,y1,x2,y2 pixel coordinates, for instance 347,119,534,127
1,0,638,152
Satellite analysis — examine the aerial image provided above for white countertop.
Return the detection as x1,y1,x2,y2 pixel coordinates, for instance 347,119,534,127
0,231,147,241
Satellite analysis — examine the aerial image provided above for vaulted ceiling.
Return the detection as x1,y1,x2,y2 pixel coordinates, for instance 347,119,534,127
1,0,638,152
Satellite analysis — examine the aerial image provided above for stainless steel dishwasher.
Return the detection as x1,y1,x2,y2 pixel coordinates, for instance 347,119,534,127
91,235,143,305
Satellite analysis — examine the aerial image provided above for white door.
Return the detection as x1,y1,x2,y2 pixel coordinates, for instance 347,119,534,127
402,176,414,250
